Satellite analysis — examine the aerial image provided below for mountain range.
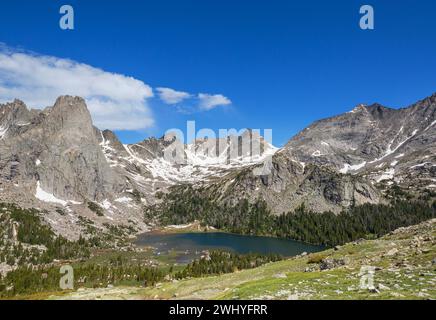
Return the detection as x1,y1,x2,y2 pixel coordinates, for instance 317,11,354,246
0,93,434,239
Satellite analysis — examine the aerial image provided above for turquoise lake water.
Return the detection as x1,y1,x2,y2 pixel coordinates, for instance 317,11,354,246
136,232,324,263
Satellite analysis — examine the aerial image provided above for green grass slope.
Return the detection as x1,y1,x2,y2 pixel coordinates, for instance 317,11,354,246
53,218,435,300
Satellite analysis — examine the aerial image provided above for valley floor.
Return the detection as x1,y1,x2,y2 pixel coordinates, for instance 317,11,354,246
50,219,436,300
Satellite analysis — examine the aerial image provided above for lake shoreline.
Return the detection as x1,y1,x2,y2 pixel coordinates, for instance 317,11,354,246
140,221,328,249
135,231,325,263
145,220,222,235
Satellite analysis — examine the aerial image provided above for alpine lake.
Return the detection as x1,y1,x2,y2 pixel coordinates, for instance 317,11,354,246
136,231,324,263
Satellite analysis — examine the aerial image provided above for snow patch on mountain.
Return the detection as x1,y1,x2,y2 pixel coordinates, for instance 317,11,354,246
370,128,418,164
0,125,8,139
377,168,395,183
340,161,367,174
424,120,436,131
410,162,433,169
117,138,279,185
35,181,67,206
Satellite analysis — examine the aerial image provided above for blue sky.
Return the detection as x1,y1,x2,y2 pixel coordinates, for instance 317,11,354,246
1,0,436,146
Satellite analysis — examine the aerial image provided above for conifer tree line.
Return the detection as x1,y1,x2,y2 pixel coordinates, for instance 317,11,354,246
148,186,436,246
175,251,282,279
0,250,279,297
0,262,165,297
0,203,91,266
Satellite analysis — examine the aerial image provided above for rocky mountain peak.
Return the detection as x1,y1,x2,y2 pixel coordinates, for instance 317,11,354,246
45,95,93,133
0,100,34,139
412,93,436,113
350,104,368,113
423,92,436,104
0,99,31,121
240,128,262,140
54,95,86,108
9,99,27,110
101,129,125,152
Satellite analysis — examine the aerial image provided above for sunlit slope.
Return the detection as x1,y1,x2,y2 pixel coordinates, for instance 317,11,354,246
53,219,435,300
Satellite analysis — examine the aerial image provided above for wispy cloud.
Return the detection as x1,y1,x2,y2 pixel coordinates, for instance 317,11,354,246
158,88,232,112
0,46,154,130
156,87,191,105
198,93,232,110
0,45,233,130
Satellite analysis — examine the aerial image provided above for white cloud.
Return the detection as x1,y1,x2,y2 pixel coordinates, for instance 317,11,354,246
157,87,232,112
0,46,233,129
157,87,191,105
198,93,232,111
0,48,154,130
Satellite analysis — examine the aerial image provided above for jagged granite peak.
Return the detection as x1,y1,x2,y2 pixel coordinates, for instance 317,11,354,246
45,96,93,133
101,129,126,153
0,99,29,119
0,96,150,239
98,125,278,200
132,135,178,159
282,93,435,191
0,96,126,202
0,99,36,139
188,129,272,161
39,97,125,202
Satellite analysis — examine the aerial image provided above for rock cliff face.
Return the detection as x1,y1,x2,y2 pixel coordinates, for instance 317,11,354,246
211,153,382,215
0,93,434,237
0,97,139,238
40,96,126,202
0,96,124,203
283,94,436,192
